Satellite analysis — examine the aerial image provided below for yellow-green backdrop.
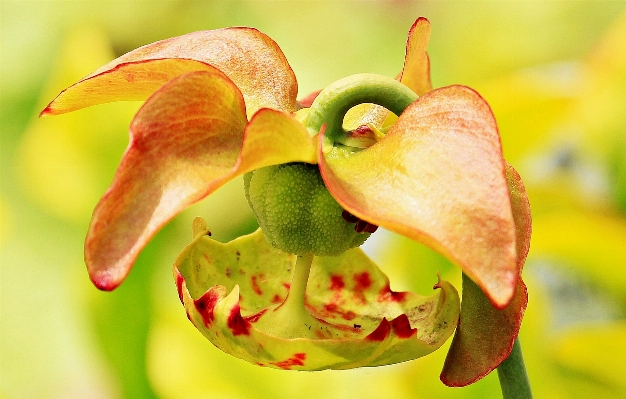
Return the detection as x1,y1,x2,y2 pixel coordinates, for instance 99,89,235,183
2,2,626,398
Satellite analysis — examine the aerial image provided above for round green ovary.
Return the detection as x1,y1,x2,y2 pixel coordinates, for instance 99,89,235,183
244,163,369,256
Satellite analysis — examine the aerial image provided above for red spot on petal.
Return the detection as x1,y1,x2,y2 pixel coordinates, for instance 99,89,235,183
194,290,221,326
378,284,408,302
353,125,373,136
175,271,185,305
251,275,263,295
330,274,345,290
272,294,284,304
270,353,306,370
354,272,372,290
366,318,391,341
390,314,416,339
227,304,251,336
322,303,357,320
244,308,267,323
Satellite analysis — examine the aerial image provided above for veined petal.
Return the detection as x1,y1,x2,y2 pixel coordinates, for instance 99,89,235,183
174,218,460,370
42,27,297,118
440,163,531,386
319,85,518,308
343,17,432,131
399,17,433,96
87,70,314,290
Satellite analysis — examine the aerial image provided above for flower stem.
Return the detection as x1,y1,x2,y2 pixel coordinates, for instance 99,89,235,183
497,338,533,399
255,252,331,339
305,73,418,142
282,253,314,315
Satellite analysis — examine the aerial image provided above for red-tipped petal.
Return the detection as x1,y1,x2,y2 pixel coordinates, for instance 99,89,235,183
87,70,314,290
400,17,433,96
440,163,531,386
42,27,297,118
319,85,517,307
440,275,528,386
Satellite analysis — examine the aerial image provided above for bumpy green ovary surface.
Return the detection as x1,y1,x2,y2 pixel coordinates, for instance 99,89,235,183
244,163,369,256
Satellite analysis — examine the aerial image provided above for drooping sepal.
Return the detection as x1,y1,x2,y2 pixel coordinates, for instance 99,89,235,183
42,27,298,118
440,163,531,386
320,85,518,308
440,275,528,386
174,217,460,370
86,70,315,290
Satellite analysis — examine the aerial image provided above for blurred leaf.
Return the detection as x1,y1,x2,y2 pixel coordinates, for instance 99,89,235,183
531,211,626,302
90,226,172,399
552,323,626,396
16,27,138,225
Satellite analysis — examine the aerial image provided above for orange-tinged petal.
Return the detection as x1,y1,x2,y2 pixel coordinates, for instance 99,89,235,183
440,275,528,387
400,17,433,96
42,27,297,118
440,163,531,386
87,70,315,290
319,85,517,308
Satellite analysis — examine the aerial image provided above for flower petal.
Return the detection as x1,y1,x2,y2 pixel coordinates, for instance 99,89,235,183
440,163,531,386
440,275,528,386
174,218,460,370
505,163,532,272
399,17,433,96
87,70,315,290
319,85,518,308
42,27,297,118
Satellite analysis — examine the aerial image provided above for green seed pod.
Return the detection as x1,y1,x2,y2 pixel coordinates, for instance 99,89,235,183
244,163,370,256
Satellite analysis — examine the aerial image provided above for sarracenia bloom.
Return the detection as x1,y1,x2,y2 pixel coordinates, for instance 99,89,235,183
43,18,531,386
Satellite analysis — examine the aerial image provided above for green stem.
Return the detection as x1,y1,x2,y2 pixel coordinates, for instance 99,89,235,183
305,73,418,142
497,338,533,399
282,253,314,315
255,253,329,339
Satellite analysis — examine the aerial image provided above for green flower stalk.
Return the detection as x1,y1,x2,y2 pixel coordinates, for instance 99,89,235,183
41,17,532,393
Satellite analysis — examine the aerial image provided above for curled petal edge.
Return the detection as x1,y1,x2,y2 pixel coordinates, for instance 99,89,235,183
440,162,532,386
174,218,461,370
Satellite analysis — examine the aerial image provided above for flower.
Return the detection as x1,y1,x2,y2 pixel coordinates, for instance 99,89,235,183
42,18,531,386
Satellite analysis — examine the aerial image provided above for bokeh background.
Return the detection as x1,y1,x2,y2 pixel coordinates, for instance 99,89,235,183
2,1,626,398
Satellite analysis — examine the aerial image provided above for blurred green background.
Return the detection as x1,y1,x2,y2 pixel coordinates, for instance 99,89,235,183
2,1,626,398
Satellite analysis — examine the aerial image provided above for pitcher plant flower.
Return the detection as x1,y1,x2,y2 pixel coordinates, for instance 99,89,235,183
42,18,532,390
